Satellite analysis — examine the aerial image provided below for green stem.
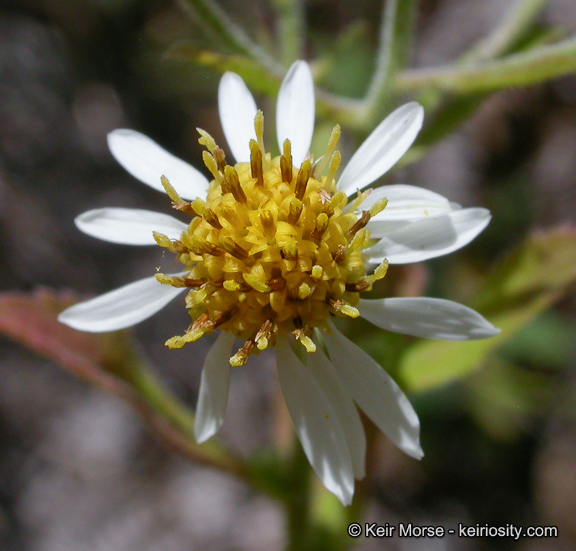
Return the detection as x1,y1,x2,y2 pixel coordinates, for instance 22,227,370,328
285,440,312,550
128,363,250,478
396,36,576,95
361,0,419,124
177,0,281,77
463,0,551,62
272,0,306,66
131,367,196,435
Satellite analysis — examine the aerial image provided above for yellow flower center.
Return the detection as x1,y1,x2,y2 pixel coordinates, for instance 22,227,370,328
154,111,388,366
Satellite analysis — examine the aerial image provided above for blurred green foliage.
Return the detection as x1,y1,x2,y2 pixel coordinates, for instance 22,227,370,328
399,227,576,392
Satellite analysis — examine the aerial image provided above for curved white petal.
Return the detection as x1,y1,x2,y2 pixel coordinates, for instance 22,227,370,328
365,184,453,219
107,129,209,200
362,185,454,237
276,61,315,166
218,72,258,163
361,184,448,211
194,331,236,443
58,275,186,332
364,208,491,264
358,298,500,340
323,322,423,460
276,338,354,505
337,103,424,196
75,208,188,245
306,345,366,479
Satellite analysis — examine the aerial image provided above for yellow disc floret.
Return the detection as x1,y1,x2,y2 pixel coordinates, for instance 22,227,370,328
154,111,388,366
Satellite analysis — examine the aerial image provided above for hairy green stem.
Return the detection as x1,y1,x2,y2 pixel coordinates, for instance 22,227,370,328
129,364,251,479
463,0,551,62
397,36,576,95
131,367,197,435
320,0,554,132
361,0,419,125
272,0,305,66
285,440,312,550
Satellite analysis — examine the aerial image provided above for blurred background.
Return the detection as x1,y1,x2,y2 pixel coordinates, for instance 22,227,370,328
1,0,576,549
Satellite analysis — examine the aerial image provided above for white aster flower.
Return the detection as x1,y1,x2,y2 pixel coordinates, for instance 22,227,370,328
59,60,499,505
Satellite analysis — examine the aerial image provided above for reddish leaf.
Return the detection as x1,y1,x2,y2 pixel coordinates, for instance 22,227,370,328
0,288,139,388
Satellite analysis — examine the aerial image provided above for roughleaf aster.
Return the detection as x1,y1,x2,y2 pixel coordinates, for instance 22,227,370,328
59,60,499,505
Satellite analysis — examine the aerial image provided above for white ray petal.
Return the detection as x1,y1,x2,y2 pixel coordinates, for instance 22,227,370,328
276,61,315,166
107,129,209,200
194,331,236,443
306,344,366,479
75,208,188,245
276,338,354,505
218,72,258,163
364,208,491,264
361,185,449,212
58,275,186,332
359,298,500,340
362,185,454,237
323,322,423,460
337,103,424,196
364,184,453,221
364,219,413,235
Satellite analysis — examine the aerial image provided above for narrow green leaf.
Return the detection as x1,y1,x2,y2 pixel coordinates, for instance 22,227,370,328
176,0,279,76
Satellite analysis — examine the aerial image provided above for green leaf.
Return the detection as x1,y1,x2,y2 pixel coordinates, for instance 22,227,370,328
399,226,576,392
499,310,576,370
167,44,281,96
465,356,554,441
178,0,279,77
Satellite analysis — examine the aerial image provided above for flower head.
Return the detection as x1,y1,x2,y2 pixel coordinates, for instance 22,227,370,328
59,61,499,505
